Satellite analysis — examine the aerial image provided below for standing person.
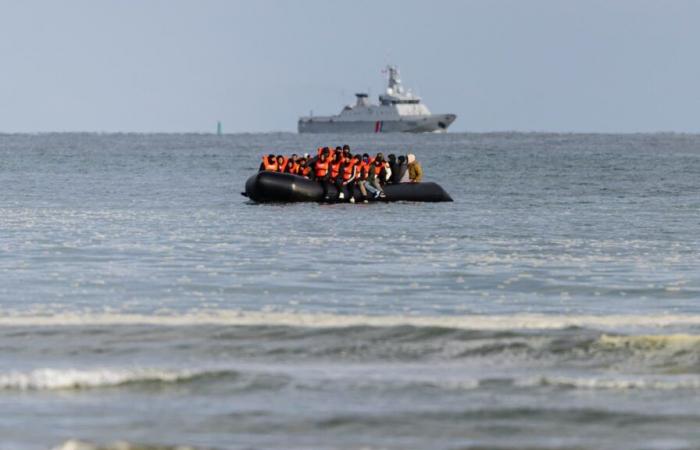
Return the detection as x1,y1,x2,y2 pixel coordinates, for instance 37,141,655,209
407,153,423,182
313,148,332,200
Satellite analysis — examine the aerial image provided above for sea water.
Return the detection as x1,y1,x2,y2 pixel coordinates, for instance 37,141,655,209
0,132,699,449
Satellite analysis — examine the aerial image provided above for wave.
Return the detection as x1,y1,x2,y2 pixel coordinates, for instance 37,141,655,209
0,368,240,391
533,375,700,390
2,312,700,374
5,365,700,394
2,310,700,331
53,440,199,450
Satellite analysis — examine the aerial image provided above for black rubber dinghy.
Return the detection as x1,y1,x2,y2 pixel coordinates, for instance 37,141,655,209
244,171,453,203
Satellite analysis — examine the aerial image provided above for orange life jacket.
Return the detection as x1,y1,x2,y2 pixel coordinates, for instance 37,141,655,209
315,159,329,177
262,156,278,171
373,163,383,175
341,162,355,181
277,157,288,172
330,161,342,179
292,162,300,174
299,166,311,177
357,161,370,179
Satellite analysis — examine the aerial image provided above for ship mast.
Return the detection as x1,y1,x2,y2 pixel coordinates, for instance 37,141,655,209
385,65,405,95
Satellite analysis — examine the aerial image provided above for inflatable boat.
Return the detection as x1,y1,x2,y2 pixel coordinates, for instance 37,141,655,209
244,171,453,203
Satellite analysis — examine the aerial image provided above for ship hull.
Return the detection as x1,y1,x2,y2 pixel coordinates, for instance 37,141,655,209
298,114,456,134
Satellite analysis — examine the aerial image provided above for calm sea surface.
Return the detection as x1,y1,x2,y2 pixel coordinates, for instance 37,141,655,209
1,132,699,449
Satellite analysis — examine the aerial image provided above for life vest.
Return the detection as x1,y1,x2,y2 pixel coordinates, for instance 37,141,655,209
299,166,311,177
373,163,383,175
262,156,278,171
330,161,342,179
314,159,329,177
358,161,370,179
292,162,300,174
341,162,355,181
277,157,288,172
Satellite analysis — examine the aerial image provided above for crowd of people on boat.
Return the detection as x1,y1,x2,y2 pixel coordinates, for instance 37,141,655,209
259,145,423,203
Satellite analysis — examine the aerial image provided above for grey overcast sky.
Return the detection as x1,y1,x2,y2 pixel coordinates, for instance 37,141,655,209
0,0,698,133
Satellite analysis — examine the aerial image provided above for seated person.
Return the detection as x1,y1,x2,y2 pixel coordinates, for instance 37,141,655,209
259,154,278,172
365,158,387,199
282,159,296,174
297,158,311,178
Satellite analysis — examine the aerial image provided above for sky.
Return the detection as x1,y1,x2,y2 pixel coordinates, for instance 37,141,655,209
0,0,698,133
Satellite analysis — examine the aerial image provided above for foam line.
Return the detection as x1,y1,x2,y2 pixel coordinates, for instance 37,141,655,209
1,311,700,330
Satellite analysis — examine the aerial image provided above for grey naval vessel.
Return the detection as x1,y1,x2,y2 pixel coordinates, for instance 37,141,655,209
298,66,456,134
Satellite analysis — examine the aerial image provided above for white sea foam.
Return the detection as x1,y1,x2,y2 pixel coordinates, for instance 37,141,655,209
0,368,203,390
529,375,700,391
52,439,196,450
1,310,700,331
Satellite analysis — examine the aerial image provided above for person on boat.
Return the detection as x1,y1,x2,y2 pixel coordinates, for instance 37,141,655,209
387,154,398,184
289,154,299,172
342,145,352,160
275,155,287,172
282,159,296,174
353,155,370,203
383,160,393,184
373,153,390,185
407,153,423,183
259,154,278,172
359,153,371,176
336,153,358,202
329,151,343,183
297,157,311,178
393,155,409,183
313,148,332,200
366,157,387,199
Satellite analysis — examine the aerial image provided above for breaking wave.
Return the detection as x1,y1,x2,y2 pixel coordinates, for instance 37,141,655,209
2,310,700,331
52,440,199,450
0,368,244,391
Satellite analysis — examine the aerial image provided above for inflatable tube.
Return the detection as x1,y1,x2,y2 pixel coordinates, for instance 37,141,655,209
244,171,453,203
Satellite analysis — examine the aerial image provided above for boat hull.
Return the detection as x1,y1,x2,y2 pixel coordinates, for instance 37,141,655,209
244,172,453,203
297,114,456,134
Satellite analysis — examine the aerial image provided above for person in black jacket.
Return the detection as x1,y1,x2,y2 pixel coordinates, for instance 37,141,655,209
387,154,398,184
393,155,408,183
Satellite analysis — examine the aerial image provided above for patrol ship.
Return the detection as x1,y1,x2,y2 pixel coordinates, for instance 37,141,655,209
298,66,456,133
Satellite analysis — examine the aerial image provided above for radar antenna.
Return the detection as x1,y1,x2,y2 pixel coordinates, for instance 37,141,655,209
384,65,405,95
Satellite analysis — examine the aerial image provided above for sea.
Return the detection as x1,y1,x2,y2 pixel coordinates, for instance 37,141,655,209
1,132,699,450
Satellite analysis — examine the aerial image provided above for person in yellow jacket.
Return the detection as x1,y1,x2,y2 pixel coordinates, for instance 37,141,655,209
407,153,423,182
